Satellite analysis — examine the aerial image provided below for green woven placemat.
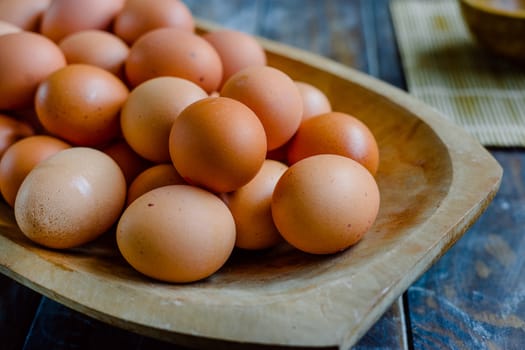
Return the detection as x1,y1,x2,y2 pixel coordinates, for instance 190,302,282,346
390,0,525,146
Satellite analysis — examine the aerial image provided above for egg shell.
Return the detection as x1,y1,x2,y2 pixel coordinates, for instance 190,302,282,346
116,184,236,283
0,113,35,159
40,0,125,42
113,0,194,44
58,30,130,77
0,135,70,207
125,28,223,93
220,66,303,150
35,64,129,147
223,159,288,250
294,81,332,121
169,96,267,193
126,163,186,206
271,154,380,255
0,0,50,31
202,29,267,87
101,139,152,186
0,31,66,110
14,147,127,249
120,77,208,163
286,111,380,175
0,20,21,36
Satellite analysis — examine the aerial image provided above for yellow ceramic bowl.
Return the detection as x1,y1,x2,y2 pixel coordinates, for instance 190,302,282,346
460,0,525,62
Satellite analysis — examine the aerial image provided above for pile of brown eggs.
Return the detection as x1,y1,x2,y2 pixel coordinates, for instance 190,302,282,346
0,0,380,283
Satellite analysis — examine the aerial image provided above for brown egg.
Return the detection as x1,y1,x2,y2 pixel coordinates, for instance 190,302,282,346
116,184,236,283
0,135,70,207
294,81,332,121
169,97,267,193
221,66,303,150
120,77,208,163
126,163,186,205
202,29,267,87
125,28,223,93
113,0,194,44
0,113,35,159
0,0,50,31
287,112,380,176
0,20,21,36
101,139,152,186
35,64,129,147
58,30,130,77
40,0,125,42
14,147,127,249
0,31,66,110
223,159,287,250
271,154,380,255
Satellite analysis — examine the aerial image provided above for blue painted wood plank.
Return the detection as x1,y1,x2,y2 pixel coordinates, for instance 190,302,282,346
0,274,41,350
408,149,525,350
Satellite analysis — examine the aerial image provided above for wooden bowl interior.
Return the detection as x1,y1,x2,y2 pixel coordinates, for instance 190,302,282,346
0,50,453,298
462,0,525,15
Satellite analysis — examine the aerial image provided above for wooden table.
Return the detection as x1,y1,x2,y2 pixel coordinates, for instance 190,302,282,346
1,1,523,349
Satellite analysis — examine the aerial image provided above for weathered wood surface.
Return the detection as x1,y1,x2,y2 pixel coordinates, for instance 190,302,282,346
0,1,518,349
408,148,525,350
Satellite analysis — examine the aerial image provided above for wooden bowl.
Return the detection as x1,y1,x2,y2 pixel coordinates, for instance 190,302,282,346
460,0,525,62
0,20,502,349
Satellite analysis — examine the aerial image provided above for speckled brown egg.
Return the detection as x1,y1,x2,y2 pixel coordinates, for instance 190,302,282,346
14,147,127,249
169,97,267,193
125,28,223,93
271,154,380,255
116,184,236,283
35,64,129,147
